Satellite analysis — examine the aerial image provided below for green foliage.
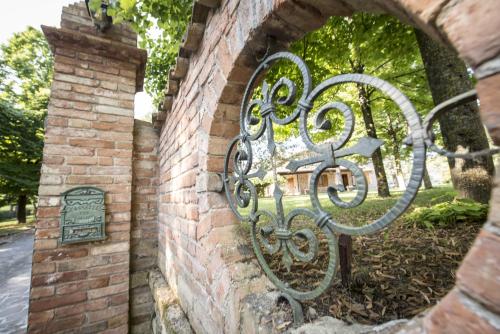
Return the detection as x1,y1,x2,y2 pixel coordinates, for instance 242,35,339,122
253,175,285,197
253,178,272,197
0,218,35,236
261,14,434,168
0,101,44,200
0,27,51,208
240,187,457,234
406,199,488,229
0,27,53,111
96,0,192,106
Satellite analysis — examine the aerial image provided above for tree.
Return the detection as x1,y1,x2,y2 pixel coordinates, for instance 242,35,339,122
265,14,432,197
89,0,193,106
0,102,44,223
0,27,52,223
423,167,433,189
415,30,494,203
0,27,53,111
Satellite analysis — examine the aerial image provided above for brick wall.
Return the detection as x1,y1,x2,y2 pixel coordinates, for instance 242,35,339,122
130,120,159,333
155,0,500,333
28,2,146,333
30,0,500,333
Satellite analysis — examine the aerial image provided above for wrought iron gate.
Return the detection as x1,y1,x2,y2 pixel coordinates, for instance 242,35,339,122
222,52,498,324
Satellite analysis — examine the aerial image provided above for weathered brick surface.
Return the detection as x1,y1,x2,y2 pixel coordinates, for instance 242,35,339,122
477,74,500,145
456,229,500,314
424,288,499,333
30,0,500,333
155,0,500,333
436,0,500,68
28,2,145,333
130,120,159,333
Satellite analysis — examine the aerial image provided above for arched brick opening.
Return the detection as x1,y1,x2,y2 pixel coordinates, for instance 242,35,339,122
159,1,500,332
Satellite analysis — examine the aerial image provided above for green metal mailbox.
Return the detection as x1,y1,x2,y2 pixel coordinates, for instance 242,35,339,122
60,187,106,244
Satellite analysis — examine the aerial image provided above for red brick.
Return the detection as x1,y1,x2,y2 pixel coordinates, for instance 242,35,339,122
69,138,115,149
32,270,87,287
35,228,59,239
28,310,54,325
86,297,109,311
66,156,98,165
102,324,128,334
54,302,86,318
425,288,498,333
46,314,86,333
436,0,500,67
54,62,75,74
30,291,87,312
56,276,109,295
110,271,129,284
44,145,95,156
37,207,60,218
87,304,128,323
32,263,56,275
457,229,500,313
47,117,68,127
88,263,129,277
33,248,88,263
33,239,58,250
31,286,55,299
477,74,500,145
108,314,128,329
88,282,129,300
43,156,65,165
68,118,91,129
109,292,128,306
66,175,113,184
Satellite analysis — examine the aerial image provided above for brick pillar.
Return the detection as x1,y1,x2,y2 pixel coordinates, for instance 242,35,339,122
130,120,159,333
28,2,146,333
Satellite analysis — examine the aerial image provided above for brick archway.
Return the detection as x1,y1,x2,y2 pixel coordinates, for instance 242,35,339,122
158,1,500,332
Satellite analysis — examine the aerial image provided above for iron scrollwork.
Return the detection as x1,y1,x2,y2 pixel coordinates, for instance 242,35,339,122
222,51,497,325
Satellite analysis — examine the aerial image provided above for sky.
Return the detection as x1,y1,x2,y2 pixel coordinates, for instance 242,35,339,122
0,0,154,120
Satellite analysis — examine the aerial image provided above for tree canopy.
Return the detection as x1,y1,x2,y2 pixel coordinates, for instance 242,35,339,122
89,0,192,106
250,14,435,196
0,27,53,111
0,27,52,221
265,14,433,145
0,101,44,204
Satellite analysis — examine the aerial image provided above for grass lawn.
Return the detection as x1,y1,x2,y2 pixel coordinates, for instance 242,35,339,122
240,186,456,228
0,216,35,237
0,204,36,237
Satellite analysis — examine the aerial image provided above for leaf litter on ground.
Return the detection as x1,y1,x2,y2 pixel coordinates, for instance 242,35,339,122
262,220,481,325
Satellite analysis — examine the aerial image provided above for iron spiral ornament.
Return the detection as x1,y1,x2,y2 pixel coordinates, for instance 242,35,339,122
222,51,498,324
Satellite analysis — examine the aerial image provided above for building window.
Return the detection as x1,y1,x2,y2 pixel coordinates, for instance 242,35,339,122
319,174,328,187
364,171,373,185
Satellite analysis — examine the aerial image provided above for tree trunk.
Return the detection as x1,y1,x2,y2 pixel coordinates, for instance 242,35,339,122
415,30,494,203
423,166,433,189
339,234,352,287
358,85,391,197
393,148,406,189
17,194,27,224
33,200,38,219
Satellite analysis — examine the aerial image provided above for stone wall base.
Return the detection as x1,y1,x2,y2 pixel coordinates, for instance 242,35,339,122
149,269,193,334
240,291,416,334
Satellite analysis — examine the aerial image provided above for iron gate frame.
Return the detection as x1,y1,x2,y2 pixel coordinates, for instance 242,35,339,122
222,51,498,325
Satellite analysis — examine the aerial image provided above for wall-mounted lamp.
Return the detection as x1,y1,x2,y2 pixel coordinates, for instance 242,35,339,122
85,0,113,32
